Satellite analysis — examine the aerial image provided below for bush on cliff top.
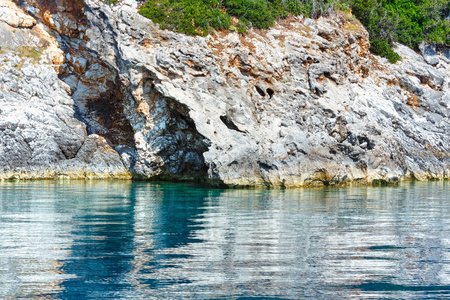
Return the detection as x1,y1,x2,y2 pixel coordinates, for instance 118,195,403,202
137,0,450,63
139,0,231,35
349,0,450,62
138,0,342,35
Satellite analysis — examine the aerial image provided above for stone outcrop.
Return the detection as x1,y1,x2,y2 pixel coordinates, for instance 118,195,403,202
0,0,129,179
0,0,449,186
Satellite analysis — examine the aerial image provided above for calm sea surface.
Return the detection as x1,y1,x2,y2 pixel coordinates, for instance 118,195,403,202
0,180,449,299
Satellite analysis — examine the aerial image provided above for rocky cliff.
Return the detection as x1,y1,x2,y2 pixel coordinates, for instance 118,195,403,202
0,0,449,187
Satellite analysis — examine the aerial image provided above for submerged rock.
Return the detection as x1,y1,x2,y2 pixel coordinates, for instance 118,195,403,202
0,0,448,186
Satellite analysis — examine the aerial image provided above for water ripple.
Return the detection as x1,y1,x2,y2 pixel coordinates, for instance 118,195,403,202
0,181,449,299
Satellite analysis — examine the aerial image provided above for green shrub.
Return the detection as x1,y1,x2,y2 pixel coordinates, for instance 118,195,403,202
223,0,282,29
370,39,401,63
137,0,450,63
103,0,118,5
138,0,339,35
347,0,450,60
139,0,231,35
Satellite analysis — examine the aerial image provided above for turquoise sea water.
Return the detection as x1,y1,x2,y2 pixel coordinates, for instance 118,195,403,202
0,180,449,299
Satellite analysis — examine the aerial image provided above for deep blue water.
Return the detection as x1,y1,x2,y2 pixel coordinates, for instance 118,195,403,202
0,180,449,299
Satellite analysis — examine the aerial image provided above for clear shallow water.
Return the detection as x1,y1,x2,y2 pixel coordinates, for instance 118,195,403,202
0,181,449,299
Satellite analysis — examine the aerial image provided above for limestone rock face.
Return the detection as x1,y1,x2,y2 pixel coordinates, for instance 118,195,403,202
0,1,129,179
0,0,449,186
0,1,36,28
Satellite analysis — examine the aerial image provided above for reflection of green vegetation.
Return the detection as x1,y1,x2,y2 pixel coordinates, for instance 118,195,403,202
17,46,42,63
138,0,450,63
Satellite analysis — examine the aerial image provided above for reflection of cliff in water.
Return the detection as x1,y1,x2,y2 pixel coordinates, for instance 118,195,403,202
55,182,211,297
56,182,137,299
0,181,449,299
137,182,450,298
128,183,212,290
0,182,79,299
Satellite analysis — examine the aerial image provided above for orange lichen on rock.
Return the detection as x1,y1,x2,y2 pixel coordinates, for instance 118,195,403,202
14,0,85,36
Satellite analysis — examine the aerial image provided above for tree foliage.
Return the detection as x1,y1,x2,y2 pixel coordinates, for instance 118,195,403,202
138,0,231,35
139,0,343,35
138,0,450,62
347,0,450,62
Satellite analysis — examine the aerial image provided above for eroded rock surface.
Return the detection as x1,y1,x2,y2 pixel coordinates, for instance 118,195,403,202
1,0,449,186
0,0,129,179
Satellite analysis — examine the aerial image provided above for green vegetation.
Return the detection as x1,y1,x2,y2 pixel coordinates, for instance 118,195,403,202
17,46,42,63
10,46,43,71
138,0,342,36
138,0,450,62
139,0,231,35
349,0,450,62
103,0,118,5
